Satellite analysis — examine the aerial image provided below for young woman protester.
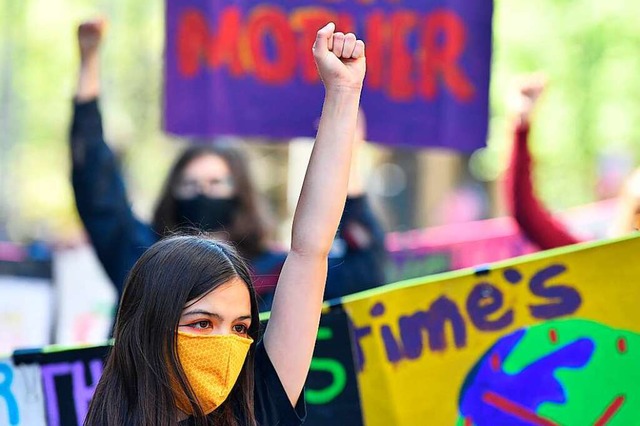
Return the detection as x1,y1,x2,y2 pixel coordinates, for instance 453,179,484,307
83,22,366,425
71,20,386,312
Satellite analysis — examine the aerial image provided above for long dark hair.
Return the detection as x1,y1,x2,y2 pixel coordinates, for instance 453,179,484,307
85,236,261,426
152,145,271,259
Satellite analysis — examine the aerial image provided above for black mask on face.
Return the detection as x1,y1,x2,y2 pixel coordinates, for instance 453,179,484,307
175,195,239,232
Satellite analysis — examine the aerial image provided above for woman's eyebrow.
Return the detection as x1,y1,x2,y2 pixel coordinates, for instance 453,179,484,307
181,310,252,322
182,310,222,320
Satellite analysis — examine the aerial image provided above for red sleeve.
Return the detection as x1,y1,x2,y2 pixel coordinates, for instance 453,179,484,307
505,121,582,250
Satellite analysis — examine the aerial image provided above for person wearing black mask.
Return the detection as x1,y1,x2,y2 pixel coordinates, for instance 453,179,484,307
71,19,387,311
152,144,269,261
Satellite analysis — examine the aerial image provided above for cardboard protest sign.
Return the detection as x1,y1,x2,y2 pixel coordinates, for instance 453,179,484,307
341,235,640,424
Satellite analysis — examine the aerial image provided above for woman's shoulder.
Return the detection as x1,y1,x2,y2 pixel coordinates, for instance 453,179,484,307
252,340,307,425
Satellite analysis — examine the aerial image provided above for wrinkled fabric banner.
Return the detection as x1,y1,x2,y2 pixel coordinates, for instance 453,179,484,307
164,0,492,151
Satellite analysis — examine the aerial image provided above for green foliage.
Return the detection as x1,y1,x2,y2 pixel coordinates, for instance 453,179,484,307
0,0,176,240
489,0,640,209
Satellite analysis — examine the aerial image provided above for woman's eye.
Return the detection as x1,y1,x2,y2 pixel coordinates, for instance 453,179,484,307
192,321,211,329
233,324,248,335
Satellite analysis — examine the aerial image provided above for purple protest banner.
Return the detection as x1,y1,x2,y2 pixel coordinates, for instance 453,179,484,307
164,0,493,151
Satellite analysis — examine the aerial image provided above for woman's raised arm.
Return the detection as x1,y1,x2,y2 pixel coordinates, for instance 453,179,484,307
263,22,366,405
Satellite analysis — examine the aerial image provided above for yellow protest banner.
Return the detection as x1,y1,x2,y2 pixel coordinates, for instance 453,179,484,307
341,235,640,425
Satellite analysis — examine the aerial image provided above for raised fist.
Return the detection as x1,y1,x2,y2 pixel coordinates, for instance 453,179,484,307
78,19,106,62
510,73,546,124
312,23,366,92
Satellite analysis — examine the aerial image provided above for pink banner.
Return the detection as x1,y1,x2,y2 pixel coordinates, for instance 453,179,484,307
385,199,616,282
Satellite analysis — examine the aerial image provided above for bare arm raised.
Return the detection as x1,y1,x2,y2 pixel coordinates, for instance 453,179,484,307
263,23,366,405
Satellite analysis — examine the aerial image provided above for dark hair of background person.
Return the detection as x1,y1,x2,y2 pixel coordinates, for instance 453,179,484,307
84,236,261,426
152,145,271,259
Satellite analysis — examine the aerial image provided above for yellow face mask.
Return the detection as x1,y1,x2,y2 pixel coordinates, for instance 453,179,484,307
174,331,253,415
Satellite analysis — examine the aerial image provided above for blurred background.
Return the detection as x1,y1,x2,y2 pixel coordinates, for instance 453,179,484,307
1,0,640,349
2,0,639,242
